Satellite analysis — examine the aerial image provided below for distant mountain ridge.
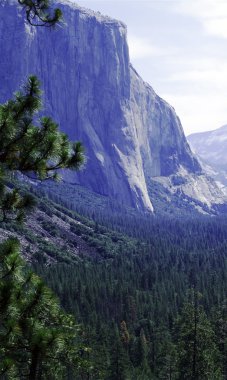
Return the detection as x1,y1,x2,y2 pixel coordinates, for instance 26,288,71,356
188,125,227,191
188,125,227,170
0,0,226,214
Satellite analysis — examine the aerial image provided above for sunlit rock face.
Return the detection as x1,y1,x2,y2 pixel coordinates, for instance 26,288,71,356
0,0,224,213
129,66,201,178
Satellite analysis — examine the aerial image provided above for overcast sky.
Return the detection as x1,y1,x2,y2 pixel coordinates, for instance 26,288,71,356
76,0,227,136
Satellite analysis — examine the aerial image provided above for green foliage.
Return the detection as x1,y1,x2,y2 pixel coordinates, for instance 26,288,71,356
0,173,36,223
33,204,227,379
0,5,87,378
176,290,221,379
213,302,227,379
0,238,88,379
0,76,84,178
107,330,130,380
2,163,227,379
17,0,62,27
0,75,84,222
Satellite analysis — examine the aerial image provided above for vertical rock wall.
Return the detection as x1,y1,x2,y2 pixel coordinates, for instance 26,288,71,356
1,0,216,212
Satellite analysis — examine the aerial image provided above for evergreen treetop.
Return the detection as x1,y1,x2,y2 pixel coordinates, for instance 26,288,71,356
0,75,84,222
17,0,62,27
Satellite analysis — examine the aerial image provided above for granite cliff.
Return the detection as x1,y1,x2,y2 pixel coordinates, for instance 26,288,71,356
0,0,225,213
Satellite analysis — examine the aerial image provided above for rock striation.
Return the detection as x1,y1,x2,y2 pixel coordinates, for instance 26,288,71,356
0,0,225,213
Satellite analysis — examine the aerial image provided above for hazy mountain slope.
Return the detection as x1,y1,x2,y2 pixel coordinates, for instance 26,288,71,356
188,125,227,189
0,0,225,213
188,125,227,170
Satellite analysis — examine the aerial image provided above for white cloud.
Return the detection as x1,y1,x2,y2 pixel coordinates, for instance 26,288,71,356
176,0,227,39
127,36,161,60
149,50,227,134
162,93,227,135
128,35,178,61
168,66,227,88
205,17,227,39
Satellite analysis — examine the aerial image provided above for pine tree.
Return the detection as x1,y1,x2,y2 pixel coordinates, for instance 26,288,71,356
17,0,62,27
0,57,85,380
0,5,88,378
0,75,84,222
152,327,177,380
108,330,130,380
175,290,221,380
213,301,227,379
120,320,130,349
0,239,89,379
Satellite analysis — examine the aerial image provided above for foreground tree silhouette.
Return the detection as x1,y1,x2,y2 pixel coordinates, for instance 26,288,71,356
0,239,89,379
0,75,84,222
0,76,86,378
0,3,88,377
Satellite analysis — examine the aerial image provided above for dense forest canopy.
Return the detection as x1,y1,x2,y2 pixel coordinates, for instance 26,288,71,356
34,200,227,379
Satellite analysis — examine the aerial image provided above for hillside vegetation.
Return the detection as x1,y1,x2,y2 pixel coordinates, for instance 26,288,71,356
16,183,227,379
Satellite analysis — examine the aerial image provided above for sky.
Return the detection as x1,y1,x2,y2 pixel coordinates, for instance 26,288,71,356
74,0,227,136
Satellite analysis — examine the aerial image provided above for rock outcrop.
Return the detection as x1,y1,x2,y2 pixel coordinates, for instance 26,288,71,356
0,0,225,213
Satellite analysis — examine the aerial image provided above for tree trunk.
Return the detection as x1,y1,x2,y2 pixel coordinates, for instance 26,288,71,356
192,290,198,379
29,347,40,380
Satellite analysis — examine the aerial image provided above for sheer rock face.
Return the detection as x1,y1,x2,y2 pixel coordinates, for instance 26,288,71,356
0,0,223,212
